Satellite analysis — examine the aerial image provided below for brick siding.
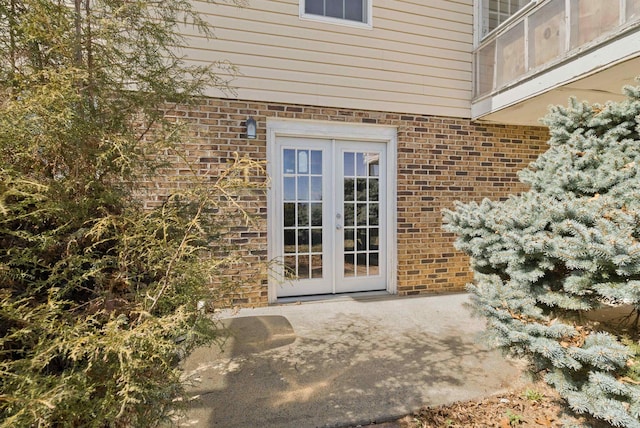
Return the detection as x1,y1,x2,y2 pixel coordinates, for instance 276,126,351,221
148,97,549,307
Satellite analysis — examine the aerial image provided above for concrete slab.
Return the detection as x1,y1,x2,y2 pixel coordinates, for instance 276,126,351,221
178,293,524,428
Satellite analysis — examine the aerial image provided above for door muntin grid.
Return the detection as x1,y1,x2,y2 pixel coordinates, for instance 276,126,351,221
342,151,380,278
283,148,324,280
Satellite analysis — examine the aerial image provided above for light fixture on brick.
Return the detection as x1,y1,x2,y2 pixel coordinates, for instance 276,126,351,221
246,116,257,139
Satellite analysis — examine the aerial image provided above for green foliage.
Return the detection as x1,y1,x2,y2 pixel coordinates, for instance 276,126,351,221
505,409,524,426
444,87,640,427
0,0,260,426
522,388,544,403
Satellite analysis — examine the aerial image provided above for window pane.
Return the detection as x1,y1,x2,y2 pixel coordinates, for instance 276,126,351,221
326,0,343,19
345,0,364,22
306,0,324,15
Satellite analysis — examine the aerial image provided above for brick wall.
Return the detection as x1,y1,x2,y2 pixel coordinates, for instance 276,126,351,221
149,97,549,307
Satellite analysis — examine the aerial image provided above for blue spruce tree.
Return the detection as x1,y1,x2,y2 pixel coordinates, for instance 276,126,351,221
444,86,640,427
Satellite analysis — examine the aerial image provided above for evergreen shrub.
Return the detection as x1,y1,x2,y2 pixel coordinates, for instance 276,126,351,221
444,87,640,427
0,1,262,426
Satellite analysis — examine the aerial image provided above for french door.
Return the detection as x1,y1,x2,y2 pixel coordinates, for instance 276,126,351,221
273,137,388,297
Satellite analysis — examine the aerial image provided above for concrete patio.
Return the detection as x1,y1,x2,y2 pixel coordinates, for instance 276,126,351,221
178,293,524,428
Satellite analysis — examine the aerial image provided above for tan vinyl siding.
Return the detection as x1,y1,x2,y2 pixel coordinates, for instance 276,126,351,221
188,0,473,117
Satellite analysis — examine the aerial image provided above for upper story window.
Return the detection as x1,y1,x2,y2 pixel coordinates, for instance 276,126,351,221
301,0,372,28
480,0,532,38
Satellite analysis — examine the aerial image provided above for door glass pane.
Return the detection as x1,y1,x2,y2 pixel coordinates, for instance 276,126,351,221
311,176,322,200
311,228,322,250
369,178,379,201
357,228,367,251
298,229,309,253
311,203,322,226
284,230,296,253
297,176,309,200
284,203,295,227
344,254,355,277
344,228,355,251
311,150,322,174
284,177,295,201
368,155,379,176
344,203,354,226
369,228,379,250
344,152,355,176
283,149,295,173
357,203,367,225
356,253,367,276
344,178,354,201
298,255,310,279
368,253,379,276
356,152,366,176
297,202,309,226
284,256,296,278
298,150,309,173
369,203,379,226
311,255,323,278
356,178,366,201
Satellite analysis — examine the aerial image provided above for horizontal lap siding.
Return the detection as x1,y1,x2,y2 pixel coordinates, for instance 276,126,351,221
188,0,473,118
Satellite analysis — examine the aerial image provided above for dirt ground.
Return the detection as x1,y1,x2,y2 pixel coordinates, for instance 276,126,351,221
358,381,610,428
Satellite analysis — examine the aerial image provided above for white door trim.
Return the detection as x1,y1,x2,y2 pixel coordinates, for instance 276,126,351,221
266,119,398,303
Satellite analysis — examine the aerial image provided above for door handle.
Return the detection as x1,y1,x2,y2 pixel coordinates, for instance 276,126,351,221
336,224,343,230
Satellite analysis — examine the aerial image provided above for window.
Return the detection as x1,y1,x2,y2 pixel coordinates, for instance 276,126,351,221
480,0,532,38
301,0,371,27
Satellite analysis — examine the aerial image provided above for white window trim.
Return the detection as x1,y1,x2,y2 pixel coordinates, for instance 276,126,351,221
299,0,373,30
266,119,397,303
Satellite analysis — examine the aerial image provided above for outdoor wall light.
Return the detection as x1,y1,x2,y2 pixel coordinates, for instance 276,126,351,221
246,116,257,139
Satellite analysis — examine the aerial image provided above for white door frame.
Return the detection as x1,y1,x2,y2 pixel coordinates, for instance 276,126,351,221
266,119,398,303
